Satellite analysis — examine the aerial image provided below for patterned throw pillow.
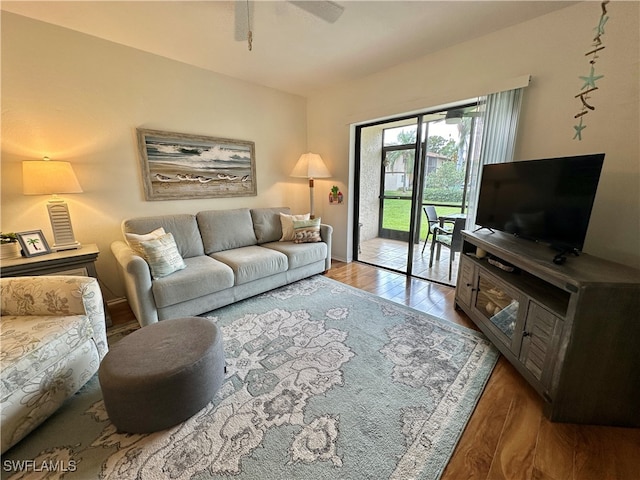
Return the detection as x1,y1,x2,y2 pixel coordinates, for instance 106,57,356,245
292,218,322,244
139,232,187,279
125,227,166,258
279,212,310,241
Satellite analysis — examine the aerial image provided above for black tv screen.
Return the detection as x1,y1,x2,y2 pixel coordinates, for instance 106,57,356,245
475,153,605,252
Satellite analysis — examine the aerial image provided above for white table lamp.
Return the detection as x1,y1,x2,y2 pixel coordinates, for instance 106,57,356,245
290,153,331,218
23,157,83,251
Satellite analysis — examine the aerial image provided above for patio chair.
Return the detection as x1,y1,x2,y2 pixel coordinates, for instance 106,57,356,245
429,216,465,280
421,205,450,254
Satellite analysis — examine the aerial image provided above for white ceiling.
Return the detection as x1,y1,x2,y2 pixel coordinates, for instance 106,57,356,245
1,1,576,96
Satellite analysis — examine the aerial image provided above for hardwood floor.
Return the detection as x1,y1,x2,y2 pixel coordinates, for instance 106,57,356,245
108,260,640,480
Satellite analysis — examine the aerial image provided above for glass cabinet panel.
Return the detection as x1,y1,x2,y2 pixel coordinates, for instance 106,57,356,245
474,274,520,341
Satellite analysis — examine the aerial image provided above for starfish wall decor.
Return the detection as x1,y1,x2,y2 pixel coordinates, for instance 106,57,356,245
573,0,610,140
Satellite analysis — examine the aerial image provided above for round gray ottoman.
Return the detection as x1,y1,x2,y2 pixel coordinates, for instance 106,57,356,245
98,317,225,433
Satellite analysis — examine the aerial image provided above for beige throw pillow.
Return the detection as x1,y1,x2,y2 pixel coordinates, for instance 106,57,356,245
125,227,166,258
279,212,310,241
139,232,187,279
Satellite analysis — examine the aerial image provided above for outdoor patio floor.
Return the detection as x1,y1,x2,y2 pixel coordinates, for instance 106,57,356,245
358,237,460,286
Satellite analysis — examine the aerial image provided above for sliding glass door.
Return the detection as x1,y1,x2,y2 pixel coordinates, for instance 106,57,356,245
379,123,419,243
355,104,482,285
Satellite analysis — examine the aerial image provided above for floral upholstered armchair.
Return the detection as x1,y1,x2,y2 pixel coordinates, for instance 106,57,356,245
0,276,108,453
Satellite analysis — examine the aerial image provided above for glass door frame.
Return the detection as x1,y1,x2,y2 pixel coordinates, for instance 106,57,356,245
377,117,425,248
353,101,480,282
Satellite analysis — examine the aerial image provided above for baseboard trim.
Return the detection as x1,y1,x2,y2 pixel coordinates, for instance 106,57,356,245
106,297,128,307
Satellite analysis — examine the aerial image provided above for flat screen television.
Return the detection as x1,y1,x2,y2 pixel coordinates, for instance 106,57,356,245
475,153,605,254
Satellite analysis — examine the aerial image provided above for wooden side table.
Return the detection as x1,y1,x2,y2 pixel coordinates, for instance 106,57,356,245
0,244,112,326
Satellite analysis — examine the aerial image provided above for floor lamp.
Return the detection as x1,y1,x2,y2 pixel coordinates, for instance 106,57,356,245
290,153,331,219
23,158,83,251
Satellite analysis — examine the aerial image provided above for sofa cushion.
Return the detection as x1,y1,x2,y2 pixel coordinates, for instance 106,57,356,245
140,233,187,279
250,207,291,244
123,215,204,259
261,241,328,269
197,209,258,254
212,246,288,285
280,212,310,241
151,256,234,309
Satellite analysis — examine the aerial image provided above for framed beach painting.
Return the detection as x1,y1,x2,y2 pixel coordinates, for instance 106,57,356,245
136,129,257,200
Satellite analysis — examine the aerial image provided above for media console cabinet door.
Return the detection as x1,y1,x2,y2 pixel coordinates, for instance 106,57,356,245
472,270,526,354
519,302,563,391
456,255,475,308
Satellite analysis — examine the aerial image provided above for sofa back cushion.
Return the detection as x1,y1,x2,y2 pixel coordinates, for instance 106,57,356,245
250,207,291,244
197,208,258,254
122,214,205,259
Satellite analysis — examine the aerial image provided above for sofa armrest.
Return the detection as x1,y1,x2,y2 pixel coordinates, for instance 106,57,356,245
0,276,108,359
111,240,159,327
320,224,333,271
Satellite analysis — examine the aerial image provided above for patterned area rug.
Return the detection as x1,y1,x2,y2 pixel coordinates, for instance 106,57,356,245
2,276,498,480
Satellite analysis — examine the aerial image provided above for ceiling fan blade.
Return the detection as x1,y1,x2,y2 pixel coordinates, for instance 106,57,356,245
445,109,482,118
234,0,254,42
288,1,345,23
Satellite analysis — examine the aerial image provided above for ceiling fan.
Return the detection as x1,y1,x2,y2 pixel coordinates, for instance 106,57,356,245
234,1,345,50
441,109,483,124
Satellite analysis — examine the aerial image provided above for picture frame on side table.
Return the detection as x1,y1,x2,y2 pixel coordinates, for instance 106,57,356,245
136,128,257,201
16,230,51,257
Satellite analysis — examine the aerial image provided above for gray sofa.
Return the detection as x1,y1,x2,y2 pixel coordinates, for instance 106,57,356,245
111,207,332,327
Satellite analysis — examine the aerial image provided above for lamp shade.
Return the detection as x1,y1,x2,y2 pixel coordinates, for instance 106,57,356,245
23,160,83,195
290,153,331,179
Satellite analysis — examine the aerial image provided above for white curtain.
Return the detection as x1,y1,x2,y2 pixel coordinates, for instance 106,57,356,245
466,87,525,229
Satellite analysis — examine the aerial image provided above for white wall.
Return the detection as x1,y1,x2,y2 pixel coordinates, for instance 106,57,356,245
308,2,640,268
1,13,308,299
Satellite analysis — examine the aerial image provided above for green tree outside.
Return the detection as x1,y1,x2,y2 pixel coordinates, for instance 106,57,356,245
382,126,467,238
